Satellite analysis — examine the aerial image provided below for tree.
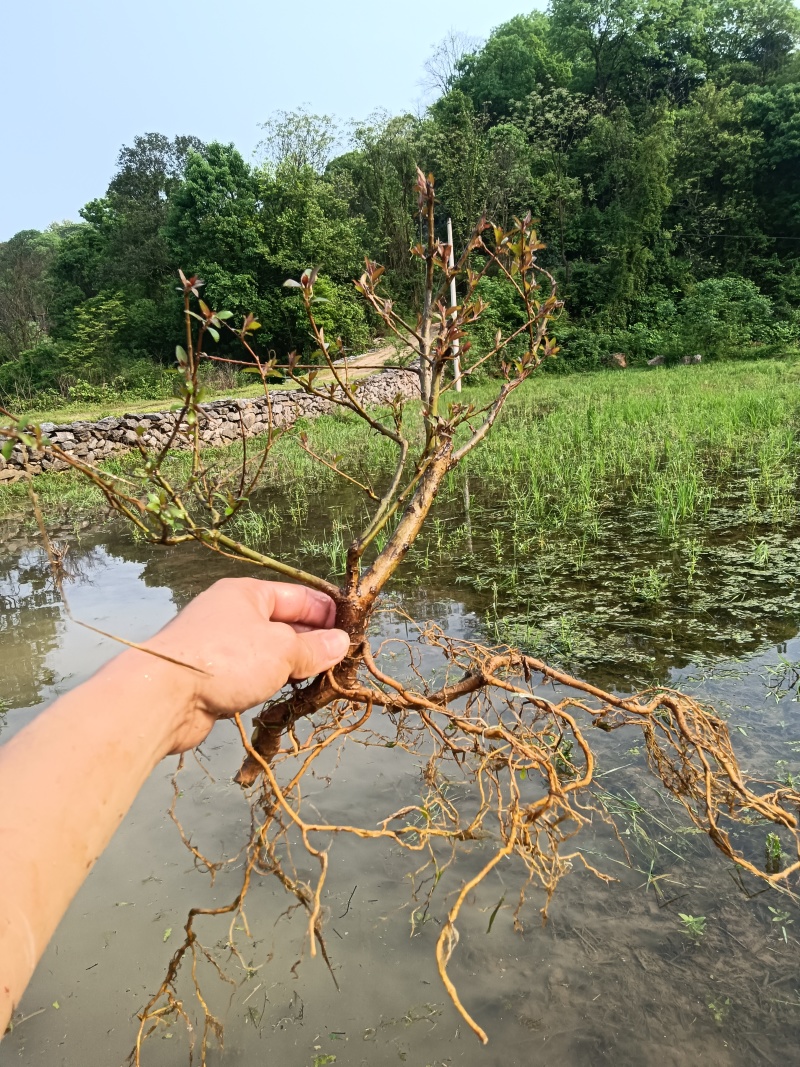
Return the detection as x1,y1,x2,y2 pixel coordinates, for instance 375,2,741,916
0,229,60,360
257,163,370,354
330,113,422,299
670,82,764,277
513,87,600,288
3,174,799,1064
422,28,483,97
706,0,800,84
744,81,800,239
562,104,676,325
679,275,779,355
100,133,206,297
550,0,660,101
420,90,490,246
165,143,262,333
454,13,571,120
256,107,340,173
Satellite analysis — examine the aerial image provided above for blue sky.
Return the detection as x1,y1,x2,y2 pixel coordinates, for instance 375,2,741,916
1,0,536,240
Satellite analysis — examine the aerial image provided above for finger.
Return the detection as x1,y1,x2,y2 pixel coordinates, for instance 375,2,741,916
287,628,350,680
264,583,337,630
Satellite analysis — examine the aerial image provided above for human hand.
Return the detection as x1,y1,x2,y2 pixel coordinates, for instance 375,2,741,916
122,578,350,754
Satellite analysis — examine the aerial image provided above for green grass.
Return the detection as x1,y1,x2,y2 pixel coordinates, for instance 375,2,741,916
3,358,800,531
15,379,295,426
458,357,800,537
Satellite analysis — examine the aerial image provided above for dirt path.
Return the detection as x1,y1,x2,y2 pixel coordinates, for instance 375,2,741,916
312,340,411,383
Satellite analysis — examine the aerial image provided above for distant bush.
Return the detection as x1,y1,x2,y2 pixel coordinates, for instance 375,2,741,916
677,277,793,359
547,277,797,370
282,275,370,359
0,345,177,409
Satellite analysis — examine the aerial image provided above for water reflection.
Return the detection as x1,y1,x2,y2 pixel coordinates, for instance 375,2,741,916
2,516,800,1066
0,539,64,712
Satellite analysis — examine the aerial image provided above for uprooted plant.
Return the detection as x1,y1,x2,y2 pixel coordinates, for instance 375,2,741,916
2,170,799,1064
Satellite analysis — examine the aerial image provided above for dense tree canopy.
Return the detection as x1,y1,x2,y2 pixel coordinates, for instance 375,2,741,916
1,0,799,400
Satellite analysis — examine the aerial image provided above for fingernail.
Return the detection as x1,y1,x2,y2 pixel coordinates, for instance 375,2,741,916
309,589,334,606
326,629,350,659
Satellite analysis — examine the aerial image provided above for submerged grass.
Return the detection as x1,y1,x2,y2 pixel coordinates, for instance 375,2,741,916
3,358,800,536
458,357,800,537
4,356,800,692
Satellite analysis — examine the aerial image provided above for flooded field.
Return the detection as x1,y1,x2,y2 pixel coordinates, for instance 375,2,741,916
3,442,800,1066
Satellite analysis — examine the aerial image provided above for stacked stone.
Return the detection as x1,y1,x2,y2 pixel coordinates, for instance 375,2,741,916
0,367,421,484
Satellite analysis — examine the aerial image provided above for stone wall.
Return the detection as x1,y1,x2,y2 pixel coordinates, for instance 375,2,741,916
0,366,420,483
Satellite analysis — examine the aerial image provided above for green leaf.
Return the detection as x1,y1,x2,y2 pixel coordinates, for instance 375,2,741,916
163,927,172,942
207,326,219,343
216,310,234,320
283,279,303,289
176,345,188,367
1,440,14,461
486,895,505,934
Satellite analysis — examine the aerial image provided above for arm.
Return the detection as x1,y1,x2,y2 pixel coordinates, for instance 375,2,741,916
0,578,349,1035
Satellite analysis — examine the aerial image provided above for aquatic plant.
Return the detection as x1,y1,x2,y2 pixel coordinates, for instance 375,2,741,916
679,913,707,940
766,831,783,874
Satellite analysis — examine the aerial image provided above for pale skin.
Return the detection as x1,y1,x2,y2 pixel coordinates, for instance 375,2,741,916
0,578,350,1037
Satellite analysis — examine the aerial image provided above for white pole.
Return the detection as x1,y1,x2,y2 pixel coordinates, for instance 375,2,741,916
446,217,462,393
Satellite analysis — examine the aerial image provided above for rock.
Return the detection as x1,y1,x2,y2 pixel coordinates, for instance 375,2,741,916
608,352,627,369
647,355,666,367
681,353,702,364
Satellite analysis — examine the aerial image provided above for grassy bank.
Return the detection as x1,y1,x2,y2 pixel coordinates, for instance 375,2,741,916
10,378,294,426
3,358,799,533
461,356,800,538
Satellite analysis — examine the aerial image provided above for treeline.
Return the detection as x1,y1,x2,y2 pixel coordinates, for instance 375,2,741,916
2,0,800,404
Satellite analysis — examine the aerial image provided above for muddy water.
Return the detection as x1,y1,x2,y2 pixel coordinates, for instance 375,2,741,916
2,496,800,1067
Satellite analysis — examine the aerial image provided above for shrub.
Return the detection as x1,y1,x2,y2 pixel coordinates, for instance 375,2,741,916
677,276,787,359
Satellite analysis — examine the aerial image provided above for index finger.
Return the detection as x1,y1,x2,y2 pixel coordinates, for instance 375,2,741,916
263,582,338,630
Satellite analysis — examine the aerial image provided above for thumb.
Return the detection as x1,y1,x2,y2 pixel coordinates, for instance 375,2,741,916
288,628,350,681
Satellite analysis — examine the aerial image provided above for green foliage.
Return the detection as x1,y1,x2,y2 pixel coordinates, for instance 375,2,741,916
679,912,707,939
679,276,785,357
765,831,783,873
468,275,529,370
166,143,261,284
0,228,61,361
2,0,800,399
281,275,370,357
454,13,570,120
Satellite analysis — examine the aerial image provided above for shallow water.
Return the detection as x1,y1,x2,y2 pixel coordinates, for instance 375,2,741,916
2,493,800,1067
